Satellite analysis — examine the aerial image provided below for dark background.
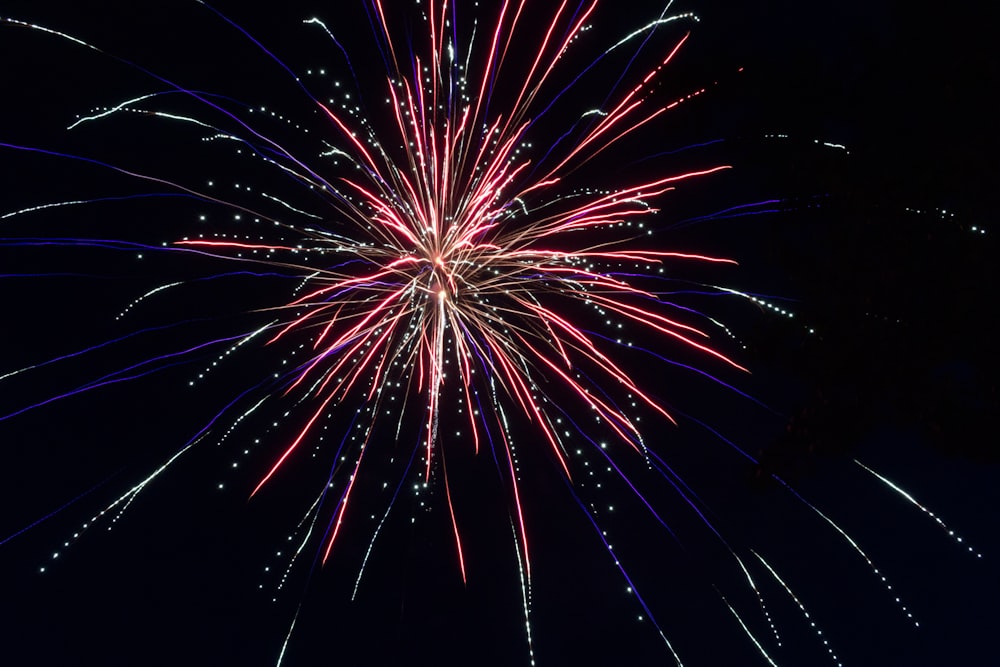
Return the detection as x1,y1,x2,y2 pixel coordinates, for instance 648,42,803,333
1,1,997,665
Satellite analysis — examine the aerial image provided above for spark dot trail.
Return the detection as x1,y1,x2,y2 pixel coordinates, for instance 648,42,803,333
0,1,987,665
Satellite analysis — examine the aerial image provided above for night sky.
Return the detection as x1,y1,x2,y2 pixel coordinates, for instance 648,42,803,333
1,1,997,666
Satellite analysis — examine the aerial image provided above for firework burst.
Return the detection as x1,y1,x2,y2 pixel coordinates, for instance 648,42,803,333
1,1,989,665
